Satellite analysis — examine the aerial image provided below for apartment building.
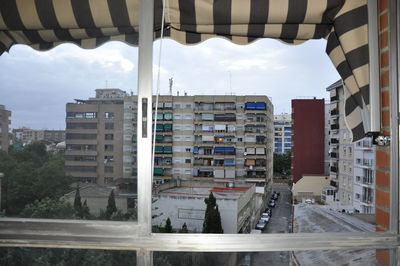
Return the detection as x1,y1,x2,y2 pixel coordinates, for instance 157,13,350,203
0,105,11,152
325,80,376,214
12,128,65,144
273,113,292,154
122,95,274,193
291,99,325,184
65,89,126,185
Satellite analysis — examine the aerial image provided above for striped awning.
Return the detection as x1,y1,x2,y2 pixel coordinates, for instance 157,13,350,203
0,0,369,141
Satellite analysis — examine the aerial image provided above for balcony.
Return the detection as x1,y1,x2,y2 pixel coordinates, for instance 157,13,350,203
330,95,338,102
330,124,339,130
330,109,339,116
330,166,338,173
361,196,374,205
330,152,338,158
330,138,339,144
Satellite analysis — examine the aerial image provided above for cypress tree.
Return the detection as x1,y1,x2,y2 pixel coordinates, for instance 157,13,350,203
105,189,117,219
81,199,90,219
202,192,223,233
165,217,173,233
73,186,82,218
180,222,189,233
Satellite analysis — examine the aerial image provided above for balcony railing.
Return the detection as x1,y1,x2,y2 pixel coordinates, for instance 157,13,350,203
330,124,339,130
330,166,338,172
330,109,339,115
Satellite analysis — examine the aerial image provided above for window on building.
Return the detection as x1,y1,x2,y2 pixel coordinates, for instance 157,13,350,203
105,134,114,140
104,166,114,173
104,112,114,119
104,177,114,184
105,123,114,130
104,145,114,151
185,159,191,164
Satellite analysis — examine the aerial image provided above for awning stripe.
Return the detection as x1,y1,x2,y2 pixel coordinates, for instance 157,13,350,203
35,0,60,29
287,0,308,23
0,1,25,30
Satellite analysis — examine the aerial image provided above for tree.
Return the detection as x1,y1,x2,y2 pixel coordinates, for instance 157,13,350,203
73,186,82,218
105,189,117,219
180,222,189,233
273,151,292,177
164,217,173,233
20,197,74,219
202,192,223,233
0,143,71,215
81,200,91,219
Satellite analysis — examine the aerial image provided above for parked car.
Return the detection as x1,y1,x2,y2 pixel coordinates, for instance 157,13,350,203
272,193,278,200
260,213,270,223
256,220,267,230
268,200,276,207
264,208,272,216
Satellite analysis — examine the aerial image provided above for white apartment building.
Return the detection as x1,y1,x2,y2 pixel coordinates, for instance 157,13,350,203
273,113,292,154
324,81,376,214
123,95,274,195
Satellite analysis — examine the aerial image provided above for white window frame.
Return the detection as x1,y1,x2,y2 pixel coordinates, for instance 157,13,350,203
0,1,399,266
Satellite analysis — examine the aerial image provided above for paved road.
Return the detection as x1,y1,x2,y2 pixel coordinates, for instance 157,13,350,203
251,183,293,266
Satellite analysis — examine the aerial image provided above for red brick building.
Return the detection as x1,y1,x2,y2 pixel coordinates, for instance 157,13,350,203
291,99,325,184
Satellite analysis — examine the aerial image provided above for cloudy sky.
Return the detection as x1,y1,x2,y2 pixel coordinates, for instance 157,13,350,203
0,37,340,130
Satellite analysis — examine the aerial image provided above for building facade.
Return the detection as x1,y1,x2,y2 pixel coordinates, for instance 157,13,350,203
65,89,126,185
123,95,274,193
291,99,325,184
273,113,292,154
325,81,376,214
0,105,11,152
12,128,65,144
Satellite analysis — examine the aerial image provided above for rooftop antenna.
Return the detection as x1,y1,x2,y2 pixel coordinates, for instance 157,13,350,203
169,77,173,96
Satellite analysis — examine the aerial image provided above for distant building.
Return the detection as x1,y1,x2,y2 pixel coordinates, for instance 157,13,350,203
65,89,126,185
325,80,376,214
292,174,330,203
12,128,65,145
152,181,256,233
291,99,325,183
273,113,292,154
122,95,274,194
0,105,11,152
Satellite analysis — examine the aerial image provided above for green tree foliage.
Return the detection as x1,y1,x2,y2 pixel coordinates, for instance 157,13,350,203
73,185,83,218
82,200,91,219
0,143,72,215
202,192,223,233
105,189,117,219
164,217,173,233
273,151,292,176
180,222,189,233
20,197,74,219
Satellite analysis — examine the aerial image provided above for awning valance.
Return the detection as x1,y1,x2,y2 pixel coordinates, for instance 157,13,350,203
0,0,370,141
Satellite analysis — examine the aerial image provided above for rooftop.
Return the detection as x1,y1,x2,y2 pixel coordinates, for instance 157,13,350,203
159,186,250,200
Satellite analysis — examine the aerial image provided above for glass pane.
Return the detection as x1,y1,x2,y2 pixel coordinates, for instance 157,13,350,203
0,247,136,266
154,250,393,266
150,38,379,234
0,41,138,221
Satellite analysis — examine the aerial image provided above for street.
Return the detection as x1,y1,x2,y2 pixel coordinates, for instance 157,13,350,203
251,183,292,266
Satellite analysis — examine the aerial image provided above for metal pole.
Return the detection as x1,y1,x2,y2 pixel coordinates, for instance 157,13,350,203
137,0,154,265
368,0,380,133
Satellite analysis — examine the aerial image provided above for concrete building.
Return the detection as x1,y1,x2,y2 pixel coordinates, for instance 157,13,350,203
273,113,292,154
12,128,65,145
122,95,274,194
0,105,11,152
292,174,330,203
152,182,256,233
65,89,126,185
291,99,325,184
325,80,376,214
